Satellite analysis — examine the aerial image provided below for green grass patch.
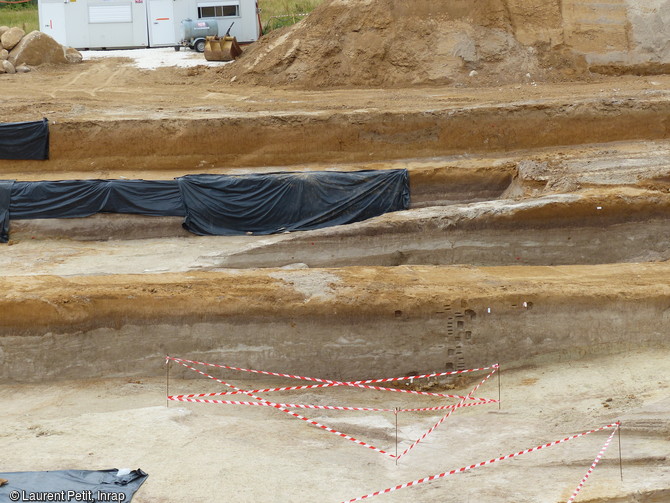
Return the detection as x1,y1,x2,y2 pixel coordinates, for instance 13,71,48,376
258,0,323,33
0,6,38,34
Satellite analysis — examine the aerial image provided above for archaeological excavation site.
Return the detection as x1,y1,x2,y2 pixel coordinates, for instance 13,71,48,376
1,0,669,502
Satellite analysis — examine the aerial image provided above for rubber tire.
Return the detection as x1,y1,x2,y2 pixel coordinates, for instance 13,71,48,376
194,40,206,53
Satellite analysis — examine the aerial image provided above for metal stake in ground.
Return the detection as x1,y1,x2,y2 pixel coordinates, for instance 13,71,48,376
618,421,623,482
395,407,399,465
498,363,501,410
166,356,170,408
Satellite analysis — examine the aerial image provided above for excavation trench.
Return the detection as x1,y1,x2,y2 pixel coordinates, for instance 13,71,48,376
205,189,670,269
6,163,516,242
4,94,670,247
2,23,670,503
5,164,669,268
2,101,670,382
2,94,670,174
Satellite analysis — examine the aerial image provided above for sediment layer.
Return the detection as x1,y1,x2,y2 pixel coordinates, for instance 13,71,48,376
1,263,668,382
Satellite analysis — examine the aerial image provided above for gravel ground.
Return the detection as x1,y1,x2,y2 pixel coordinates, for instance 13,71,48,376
82,47,233,70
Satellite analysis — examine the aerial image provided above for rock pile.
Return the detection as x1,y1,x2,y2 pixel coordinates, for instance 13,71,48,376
0,26,82,75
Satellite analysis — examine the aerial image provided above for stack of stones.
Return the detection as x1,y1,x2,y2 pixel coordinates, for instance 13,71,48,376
0,26,23,74
0,26,82,75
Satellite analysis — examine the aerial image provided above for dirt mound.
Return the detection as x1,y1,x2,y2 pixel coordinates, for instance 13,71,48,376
8,31,82,68
221,0,586,88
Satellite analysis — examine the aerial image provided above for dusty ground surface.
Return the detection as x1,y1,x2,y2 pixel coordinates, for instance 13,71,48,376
1,56,669,123
1,32,670,503
1,350,668,503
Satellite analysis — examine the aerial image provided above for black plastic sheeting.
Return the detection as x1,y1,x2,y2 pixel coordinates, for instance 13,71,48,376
0,170,409,242
0,180,11,243
9,179,184,219
178,170,409,236
0,118,49,160
0,468,148,502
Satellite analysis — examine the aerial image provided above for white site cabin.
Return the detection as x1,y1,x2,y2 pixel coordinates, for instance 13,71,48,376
38,0,260,49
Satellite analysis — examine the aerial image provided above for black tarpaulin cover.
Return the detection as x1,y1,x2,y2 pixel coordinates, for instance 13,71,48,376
177,169,410,235
9,179,184,219
0,469,148,502
0,169,409,242
0,180,12,242
0,118,49,160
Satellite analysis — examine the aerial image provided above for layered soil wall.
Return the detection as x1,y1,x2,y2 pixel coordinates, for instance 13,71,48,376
1,265,669,382
1,97,670,173
216,190,670,268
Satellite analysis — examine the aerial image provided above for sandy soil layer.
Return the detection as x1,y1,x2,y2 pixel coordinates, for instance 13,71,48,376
2,58,669,123
2,79,670,172
1,350,668,502
4,188,670,268
1,264,669,384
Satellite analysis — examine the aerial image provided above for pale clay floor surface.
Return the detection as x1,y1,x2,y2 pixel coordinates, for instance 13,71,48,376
2,349,669,503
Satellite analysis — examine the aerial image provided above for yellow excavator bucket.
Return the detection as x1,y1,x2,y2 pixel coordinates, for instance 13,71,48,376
204,36,243,62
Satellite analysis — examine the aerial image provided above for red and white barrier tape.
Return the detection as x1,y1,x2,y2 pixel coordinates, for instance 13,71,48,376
342,423,620,502
396,366,498,461
566,425,619,503
170,358,254,393
169,396,397,412
171,386,488,400
282,384,483,400
168,395,494,413
171,358,396,459
166,356,494,404
350,365,498,385
167,356,496,386
168,356,498,460
397,400,496,412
